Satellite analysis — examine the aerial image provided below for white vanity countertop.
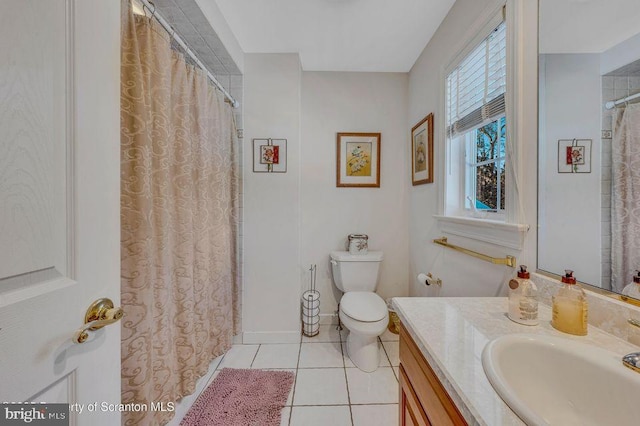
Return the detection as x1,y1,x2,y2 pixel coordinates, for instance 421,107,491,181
392,297,640,426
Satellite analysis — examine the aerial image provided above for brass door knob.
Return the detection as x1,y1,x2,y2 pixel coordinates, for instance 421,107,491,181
72,298,123,344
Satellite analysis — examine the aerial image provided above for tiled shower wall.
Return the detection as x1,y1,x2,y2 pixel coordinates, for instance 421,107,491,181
220,75,243,341
226,76,243,342
601,75,640,289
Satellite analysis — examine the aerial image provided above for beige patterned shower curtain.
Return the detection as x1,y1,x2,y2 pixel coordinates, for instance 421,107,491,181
120,3,240,425
611,104,640,293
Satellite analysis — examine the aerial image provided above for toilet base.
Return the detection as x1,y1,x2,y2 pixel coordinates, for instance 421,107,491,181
346,332,381,372
337,294,388,372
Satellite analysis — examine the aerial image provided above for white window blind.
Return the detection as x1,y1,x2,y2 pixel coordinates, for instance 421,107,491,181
446,21,506,138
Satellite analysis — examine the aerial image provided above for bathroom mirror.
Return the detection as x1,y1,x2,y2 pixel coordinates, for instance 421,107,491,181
537,0,640,298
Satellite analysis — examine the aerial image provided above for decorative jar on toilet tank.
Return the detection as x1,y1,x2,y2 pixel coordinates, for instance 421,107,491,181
347,234,368,255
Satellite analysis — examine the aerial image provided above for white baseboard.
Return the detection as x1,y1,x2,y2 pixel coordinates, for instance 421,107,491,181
239,314,339,344
241,331,301,344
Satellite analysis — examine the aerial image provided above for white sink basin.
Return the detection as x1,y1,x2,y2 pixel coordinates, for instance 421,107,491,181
482,334,640,426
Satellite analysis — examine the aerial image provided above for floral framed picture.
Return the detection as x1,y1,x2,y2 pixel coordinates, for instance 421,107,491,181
336,132,381,188
558,139,591,173
253,138,287,173
411,113,434,185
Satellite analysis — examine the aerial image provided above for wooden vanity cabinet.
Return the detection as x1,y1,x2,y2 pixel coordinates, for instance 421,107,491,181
399,323,467,426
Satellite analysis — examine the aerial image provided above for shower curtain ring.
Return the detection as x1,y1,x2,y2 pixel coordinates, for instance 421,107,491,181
141,0,155,19
147,1,157,20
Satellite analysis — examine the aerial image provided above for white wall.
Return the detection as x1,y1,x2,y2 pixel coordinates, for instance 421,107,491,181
300,72,410,320
407,0,539,297
242,53,301,343
538,53,602,286
243,66,410,338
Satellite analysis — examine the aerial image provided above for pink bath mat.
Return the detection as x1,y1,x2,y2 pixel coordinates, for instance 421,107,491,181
180,368,294,426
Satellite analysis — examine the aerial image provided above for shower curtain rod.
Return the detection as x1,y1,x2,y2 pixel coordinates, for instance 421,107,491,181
605,91,640,110
137,0,239,109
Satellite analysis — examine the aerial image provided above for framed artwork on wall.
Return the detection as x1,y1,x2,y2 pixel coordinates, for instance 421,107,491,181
558,139,591,173
411,113,434,185
253,138,287,173
336,132,381,188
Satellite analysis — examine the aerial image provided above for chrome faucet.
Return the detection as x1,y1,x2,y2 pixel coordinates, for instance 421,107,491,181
623,319,640,373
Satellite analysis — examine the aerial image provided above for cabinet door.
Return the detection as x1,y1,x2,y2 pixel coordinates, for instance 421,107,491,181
403,404,416,426
399,325,467,425
400,366,430,426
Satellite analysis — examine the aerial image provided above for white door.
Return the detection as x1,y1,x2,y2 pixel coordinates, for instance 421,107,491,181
0,0,121,425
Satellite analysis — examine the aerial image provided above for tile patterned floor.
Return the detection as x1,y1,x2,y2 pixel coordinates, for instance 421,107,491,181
168,325,401,426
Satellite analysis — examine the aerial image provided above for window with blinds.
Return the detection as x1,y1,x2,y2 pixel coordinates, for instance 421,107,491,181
446,21,506,138
443,17,508,218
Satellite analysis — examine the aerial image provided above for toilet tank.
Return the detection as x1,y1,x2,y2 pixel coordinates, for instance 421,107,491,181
330,251,383,292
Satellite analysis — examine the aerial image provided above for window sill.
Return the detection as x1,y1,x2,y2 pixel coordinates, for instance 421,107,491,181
433,215,529,250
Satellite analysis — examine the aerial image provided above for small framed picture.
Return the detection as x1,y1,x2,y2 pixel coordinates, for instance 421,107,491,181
558,139,591,173
253,139,287,173
411,113,434,185
260,145,279,164
336,132,381,188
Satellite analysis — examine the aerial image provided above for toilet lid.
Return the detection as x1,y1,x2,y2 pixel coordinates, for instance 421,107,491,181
341,292,387,322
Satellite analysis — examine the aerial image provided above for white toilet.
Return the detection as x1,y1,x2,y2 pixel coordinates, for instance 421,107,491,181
330,251,388,372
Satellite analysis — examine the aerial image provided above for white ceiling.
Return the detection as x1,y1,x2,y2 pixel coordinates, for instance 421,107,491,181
211,0,456,72
540,0,640,54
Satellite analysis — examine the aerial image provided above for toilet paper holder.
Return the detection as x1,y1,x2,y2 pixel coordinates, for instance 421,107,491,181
418,273,442,287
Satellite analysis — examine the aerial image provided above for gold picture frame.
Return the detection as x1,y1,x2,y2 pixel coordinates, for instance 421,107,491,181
336,132,381,188
411,113,434,185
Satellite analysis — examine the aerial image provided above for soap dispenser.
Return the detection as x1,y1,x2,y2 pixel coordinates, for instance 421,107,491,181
552,270,588,336
508,265,538,326
621,271,640,300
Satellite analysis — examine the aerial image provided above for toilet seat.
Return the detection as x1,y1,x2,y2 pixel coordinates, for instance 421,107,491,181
340,292,387,322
